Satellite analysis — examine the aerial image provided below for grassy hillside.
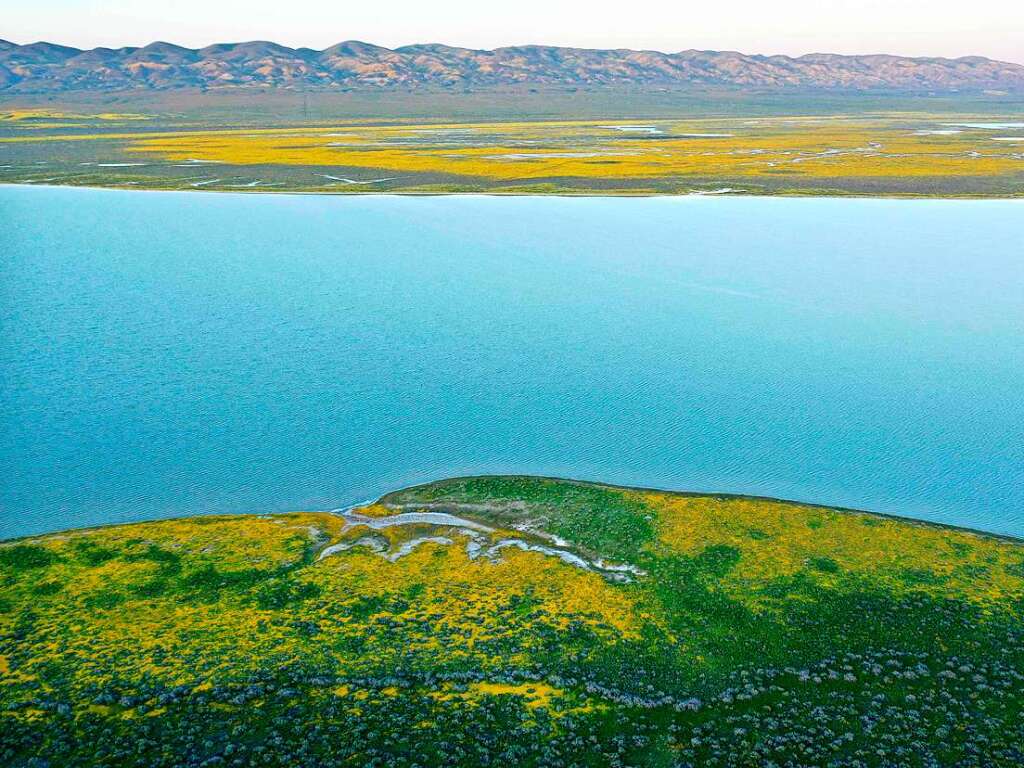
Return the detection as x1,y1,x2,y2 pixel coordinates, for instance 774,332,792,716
2,477,1023,766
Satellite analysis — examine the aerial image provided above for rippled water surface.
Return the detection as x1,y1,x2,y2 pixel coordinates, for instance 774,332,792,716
1,187,1022,538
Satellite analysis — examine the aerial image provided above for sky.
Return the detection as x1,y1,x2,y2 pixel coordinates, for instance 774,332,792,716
4,0,1024,63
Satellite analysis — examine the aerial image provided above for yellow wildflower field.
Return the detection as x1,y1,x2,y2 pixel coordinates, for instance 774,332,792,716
2,112,1021,195
2,477,1023,766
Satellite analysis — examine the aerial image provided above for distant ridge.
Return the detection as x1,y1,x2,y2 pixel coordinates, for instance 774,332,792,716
1,39,1023,93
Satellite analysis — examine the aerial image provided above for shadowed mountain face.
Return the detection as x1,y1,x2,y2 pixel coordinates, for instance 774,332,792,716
1,39,1023,92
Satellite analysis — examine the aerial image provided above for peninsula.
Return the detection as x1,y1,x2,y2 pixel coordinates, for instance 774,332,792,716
3,477,1022,766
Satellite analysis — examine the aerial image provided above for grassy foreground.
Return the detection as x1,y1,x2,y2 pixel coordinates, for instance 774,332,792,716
1,476,1023,767
1,107,1022,196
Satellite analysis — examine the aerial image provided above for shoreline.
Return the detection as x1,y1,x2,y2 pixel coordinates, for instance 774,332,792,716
4,473,1022,545
3,181,1024,202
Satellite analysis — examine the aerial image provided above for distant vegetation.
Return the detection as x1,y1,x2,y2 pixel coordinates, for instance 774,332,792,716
1,108,1022,196
2,477,1022,766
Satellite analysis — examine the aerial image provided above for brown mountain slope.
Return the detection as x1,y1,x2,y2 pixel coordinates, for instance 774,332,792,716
1,39,1023,93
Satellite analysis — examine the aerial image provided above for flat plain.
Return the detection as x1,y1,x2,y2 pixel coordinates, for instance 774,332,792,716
2,477,1022,767
2,92,1022,196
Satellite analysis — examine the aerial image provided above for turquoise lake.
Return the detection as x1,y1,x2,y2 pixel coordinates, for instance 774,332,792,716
1,186,1022,539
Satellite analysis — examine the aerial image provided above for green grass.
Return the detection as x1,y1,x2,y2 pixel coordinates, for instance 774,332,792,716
1,478,1022,767
386,476,655,559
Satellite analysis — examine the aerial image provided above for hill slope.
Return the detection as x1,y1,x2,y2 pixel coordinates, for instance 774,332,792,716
2,477,1023,766
2,39,1023,93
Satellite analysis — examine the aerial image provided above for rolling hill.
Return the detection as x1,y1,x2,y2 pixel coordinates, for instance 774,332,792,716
1,38,1023,93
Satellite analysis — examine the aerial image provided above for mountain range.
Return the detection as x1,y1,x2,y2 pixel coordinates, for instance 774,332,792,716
1,39,1023,93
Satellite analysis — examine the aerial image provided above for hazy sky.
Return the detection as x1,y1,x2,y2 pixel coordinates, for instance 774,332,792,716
4,0,1023,63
